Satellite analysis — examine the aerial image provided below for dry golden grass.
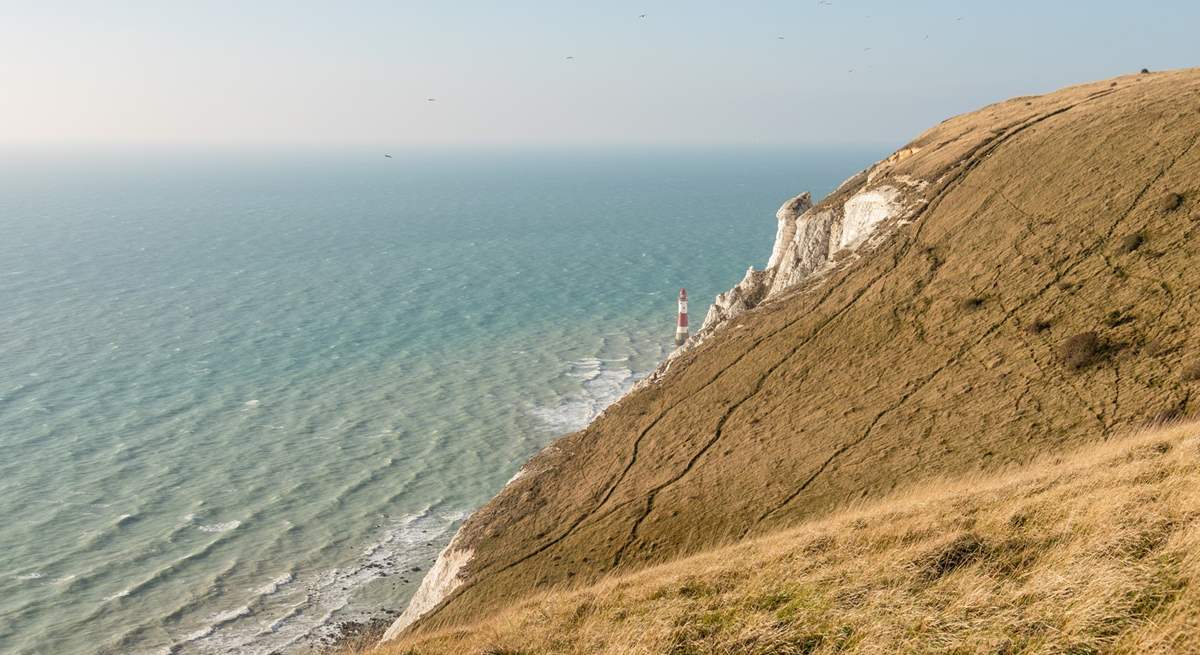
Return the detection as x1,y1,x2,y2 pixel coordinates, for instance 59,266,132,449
363,421,1200,654
413,69,1200,631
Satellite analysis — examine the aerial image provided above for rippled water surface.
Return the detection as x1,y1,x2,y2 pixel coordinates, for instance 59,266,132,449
0,146,880,654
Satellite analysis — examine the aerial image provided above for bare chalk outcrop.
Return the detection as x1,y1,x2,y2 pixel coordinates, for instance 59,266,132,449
380,538,473,641
699,174,911,337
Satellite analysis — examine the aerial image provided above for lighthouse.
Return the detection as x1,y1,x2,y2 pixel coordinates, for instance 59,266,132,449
675,288,689,347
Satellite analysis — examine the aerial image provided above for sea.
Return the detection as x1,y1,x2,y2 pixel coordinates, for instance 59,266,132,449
0,146,882,654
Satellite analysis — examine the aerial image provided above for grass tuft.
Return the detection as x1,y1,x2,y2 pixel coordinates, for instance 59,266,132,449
914,532,988,580
1103,310,1135,328
1026,318,1053,334
960,296,986,311
1157,192,1183,213
1116,232,1145,254
1062,331,1104,370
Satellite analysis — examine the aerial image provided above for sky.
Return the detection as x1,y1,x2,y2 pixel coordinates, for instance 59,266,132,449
2,1,1197,149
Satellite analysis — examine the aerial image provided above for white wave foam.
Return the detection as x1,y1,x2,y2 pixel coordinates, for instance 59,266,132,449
181,624,215,643
105,588,131,601
529,356,640,433
196,520,241,533
209,605,251,623
254,572,293,596
16,572,45,580
165,509,464,654
175,605,252,648
262,598,307,634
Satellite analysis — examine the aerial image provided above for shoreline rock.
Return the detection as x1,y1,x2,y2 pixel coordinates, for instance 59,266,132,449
379,537,473,641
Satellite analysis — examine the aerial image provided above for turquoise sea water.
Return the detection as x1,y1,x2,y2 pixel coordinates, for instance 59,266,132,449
0,147,881,654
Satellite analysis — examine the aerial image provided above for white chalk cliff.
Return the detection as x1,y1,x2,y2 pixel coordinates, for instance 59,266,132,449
380,157,917,644
700,175,911,336
380,536,473,641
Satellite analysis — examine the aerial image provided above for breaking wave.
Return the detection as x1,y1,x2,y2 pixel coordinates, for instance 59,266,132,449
529,356,640,433
161,508,464,654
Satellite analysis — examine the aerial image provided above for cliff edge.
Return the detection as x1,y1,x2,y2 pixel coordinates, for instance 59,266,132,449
382,421,1200,654
383,68,1200,641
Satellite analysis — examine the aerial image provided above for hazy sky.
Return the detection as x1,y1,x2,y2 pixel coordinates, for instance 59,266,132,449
3,1,1197,148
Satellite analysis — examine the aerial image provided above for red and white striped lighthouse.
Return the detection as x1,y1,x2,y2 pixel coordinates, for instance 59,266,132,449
674,288,689,347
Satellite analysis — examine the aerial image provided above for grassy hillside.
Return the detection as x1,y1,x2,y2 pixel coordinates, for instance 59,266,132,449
368,421,1200,654
384,68,1200,638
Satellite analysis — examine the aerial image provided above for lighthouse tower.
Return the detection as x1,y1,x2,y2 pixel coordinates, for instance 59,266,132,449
675,288,689,347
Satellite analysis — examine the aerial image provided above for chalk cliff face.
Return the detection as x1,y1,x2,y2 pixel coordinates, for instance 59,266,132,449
380,538,472,640
699,193,813,334
383,69,1200,642
700,181,912,337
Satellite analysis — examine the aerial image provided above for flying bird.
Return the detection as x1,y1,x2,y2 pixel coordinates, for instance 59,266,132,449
566,56,575,60
777,35,785,40
384,154,392,158
639,13,646,18
426,98,436,102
